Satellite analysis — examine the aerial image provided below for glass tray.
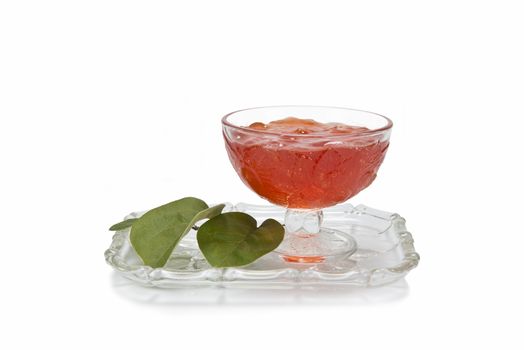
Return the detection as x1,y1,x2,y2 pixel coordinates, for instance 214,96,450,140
105,203,419,288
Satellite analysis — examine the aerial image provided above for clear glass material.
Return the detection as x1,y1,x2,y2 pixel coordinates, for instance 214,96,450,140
105,203,419,287
221,106,392,262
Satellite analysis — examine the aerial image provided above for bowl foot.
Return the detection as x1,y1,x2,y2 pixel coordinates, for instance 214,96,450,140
275,228,358,263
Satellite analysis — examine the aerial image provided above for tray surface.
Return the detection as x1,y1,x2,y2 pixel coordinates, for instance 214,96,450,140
105,203,419,287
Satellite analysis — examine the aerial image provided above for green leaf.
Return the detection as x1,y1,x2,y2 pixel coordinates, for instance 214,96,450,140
130,197,225,268
197,212,284,267
109,218,138,231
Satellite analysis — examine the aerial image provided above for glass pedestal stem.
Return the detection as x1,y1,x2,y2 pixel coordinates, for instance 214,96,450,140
275,208,357,263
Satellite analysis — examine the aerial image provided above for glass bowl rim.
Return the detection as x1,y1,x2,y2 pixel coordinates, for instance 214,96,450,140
221,105,393,138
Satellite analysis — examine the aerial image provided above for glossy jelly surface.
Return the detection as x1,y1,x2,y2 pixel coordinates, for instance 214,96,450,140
224,117,389,209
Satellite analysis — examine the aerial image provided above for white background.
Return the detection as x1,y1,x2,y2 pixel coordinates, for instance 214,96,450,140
1,1,523,349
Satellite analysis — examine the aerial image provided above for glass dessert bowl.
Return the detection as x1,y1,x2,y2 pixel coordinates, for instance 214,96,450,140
222,106,392,263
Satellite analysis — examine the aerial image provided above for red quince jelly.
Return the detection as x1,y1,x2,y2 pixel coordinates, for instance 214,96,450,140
224,117,389,209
